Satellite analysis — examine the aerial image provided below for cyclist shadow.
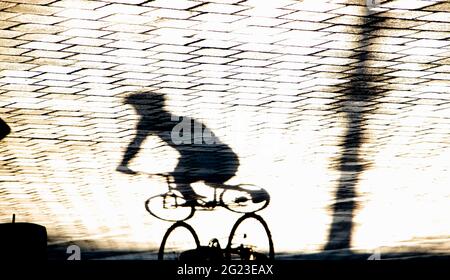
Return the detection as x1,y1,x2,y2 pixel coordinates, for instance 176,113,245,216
117,92,274,260
117,92,240,201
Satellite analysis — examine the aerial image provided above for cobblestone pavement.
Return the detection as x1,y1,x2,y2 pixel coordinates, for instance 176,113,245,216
0,0,449,258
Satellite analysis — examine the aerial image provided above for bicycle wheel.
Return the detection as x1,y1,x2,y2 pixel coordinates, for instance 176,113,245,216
145,192,195,222
226,213,274,260
220,185,270,213
158,221,201,260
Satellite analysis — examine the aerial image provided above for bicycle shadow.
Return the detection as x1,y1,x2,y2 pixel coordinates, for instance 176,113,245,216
117,93,274,260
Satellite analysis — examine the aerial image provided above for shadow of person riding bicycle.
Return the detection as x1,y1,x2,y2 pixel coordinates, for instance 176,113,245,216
117,92,268,209
117,92,240,202
117,92,273,260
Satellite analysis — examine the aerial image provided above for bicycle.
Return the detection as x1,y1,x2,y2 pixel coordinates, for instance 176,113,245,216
158,213,274,260
144,173,270,222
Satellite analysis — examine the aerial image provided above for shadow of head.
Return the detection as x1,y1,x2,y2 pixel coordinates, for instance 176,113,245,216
124,92,166,115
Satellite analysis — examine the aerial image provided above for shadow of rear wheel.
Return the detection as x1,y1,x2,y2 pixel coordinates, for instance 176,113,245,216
220,185,270,213
158,221,200,260
226,213,274,260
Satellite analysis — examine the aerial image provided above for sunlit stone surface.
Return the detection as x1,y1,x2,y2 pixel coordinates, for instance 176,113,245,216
0,0,449,259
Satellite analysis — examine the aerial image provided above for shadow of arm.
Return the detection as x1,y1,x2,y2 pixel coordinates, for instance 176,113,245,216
117,120,149,173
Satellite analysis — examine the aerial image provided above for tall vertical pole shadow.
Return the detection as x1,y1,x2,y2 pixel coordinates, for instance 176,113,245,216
324,12,386,251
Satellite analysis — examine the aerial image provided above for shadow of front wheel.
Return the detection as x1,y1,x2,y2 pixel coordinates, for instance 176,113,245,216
226,213,275,260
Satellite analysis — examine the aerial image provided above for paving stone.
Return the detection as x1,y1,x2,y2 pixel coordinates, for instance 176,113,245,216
143,0,200,10
12,23,67,34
